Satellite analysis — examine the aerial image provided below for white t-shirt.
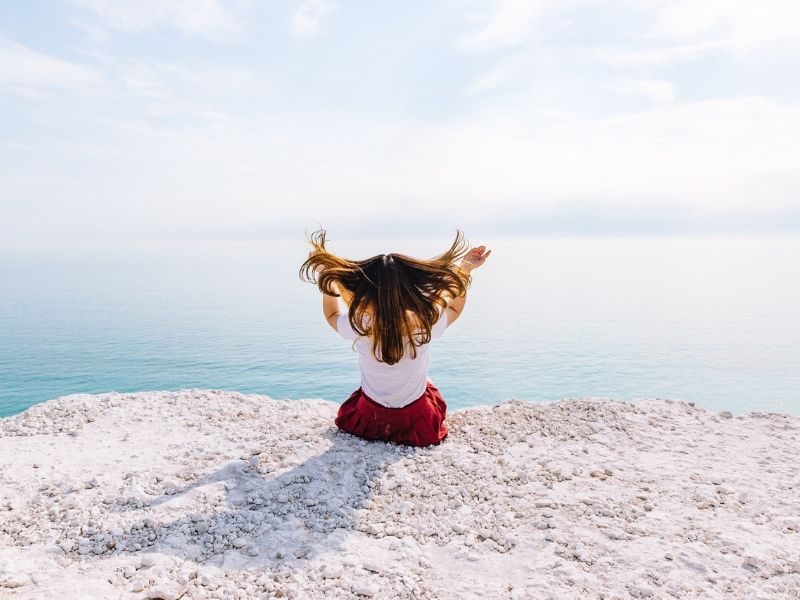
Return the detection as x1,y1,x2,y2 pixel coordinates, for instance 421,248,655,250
336,308,448,408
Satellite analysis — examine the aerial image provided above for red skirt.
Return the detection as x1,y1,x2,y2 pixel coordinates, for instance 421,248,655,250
335,381,449,447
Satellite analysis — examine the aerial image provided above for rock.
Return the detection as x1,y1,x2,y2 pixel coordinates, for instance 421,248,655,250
362,561,381,573
352,581,377,597
140,555,156,568
0,575,27,588
322,565,343,579
633,581,655,597
146,581,187,600
783,519,800,532
232,537,247,548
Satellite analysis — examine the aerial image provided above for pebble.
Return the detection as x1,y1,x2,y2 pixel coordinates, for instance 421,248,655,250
146,581,187,600
362,561,381,573
322,565,344,579
140,555,156,568
352,582,377,597
633,581,655,597
719,411,733,419
0,575,27,588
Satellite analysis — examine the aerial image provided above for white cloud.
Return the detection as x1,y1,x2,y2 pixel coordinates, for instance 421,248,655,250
462,0,555,50
610,78,675,106
290,0,336,37
75,0,246,39
68,18,111,44
648,0,800,48
595,40,733,67
618,1,800,65
0,37,102,90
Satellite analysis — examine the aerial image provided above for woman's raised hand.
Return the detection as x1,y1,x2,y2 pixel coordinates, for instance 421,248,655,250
461,245,491,270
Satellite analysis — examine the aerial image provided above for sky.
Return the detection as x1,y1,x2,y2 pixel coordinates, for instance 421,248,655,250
1,0,799,243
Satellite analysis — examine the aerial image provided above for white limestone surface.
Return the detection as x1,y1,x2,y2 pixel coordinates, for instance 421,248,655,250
1,390,798,599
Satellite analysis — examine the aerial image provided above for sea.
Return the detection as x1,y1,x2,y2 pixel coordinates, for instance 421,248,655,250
1,235,798,418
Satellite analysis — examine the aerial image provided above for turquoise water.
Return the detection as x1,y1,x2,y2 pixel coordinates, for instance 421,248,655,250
1,236,799,418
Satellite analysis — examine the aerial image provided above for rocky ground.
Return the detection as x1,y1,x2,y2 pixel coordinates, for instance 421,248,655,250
0,390,798,599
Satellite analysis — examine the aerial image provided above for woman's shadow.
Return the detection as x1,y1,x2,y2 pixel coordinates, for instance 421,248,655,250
100,428,410,569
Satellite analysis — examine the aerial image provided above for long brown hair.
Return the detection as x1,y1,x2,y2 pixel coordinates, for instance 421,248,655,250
299,228,472,365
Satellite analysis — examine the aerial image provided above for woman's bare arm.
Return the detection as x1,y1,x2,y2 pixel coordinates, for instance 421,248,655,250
322,292,340,331
444,245,491,327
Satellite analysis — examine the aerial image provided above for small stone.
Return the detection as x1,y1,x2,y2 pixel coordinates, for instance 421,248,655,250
322,565,343,579
784,519,800,532
232,537,247,548
352,582,377,597
363,561,380,573
0,575,27,589
146,581,187,600
633,582,655,597
719,411,733,419
139,555,156,568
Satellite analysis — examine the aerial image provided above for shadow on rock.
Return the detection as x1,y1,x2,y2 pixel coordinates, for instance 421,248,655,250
77,428,408,570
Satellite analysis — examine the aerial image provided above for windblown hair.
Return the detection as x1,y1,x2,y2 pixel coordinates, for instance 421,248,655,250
299,228,472,365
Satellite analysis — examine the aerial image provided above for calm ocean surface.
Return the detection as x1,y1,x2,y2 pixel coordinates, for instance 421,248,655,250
1,235,798,418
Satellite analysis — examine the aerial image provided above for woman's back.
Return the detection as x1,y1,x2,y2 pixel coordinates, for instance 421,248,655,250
337,307,449,408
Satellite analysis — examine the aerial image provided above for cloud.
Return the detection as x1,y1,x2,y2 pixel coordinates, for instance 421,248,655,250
464,1,800,64
74,0,247,39
610,78,675,106
648,0,800,48
290,0,336,37
0,37,102,90
595,40,733,67
461,0,556,50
